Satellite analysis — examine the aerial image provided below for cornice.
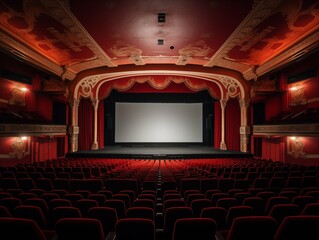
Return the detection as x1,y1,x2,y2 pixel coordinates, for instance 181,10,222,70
244,29,319,80
253,123,319,136
0,124,67,136
204,0,281,69
40,0,116,70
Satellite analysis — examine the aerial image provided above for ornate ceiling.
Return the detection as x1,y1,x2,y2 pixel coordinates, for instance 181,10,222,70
0,0,319,82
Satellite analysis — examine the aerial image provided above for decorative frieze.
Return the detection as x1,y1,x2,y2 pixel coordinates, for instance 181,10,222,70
0,124,67,136
253,124,319,136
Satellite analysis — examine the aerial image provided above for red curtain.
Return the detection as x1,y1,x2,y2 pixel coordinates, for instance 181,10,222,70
214,101,221,149
225,99,240,151
78,98,93,150
98,100,104,148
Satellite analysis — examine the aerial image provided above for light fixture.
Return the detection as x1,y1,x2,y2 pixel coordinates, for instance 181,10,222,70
158,13,166,23
158,39,164,45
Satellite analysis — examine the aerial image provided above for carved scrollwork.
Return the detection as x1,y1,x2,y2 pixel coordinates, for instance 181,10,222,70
11,137,26,159
80,76,104,97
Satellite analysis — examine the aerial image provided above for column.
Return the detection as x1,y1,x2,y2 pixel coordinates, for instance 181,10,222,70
69,98,80,152
239,98,250,152
220,99,227,150
91,99,99,150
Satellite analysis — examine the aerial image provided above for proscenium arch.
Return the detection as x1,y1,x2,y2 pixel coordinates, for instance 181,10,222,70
69,67,251,152
73,70,248,101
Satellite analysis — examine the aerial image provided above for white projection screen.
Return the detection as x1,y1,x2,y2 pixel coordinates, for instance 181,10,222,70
115,102,203,143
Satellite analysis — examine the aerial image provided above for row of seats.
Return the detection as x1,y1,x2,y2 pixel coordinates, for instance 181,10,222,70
0,157,318,239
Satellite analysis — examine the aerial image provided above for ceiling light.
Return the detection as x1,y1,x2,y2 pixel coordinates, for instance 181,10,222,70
158,13,166,23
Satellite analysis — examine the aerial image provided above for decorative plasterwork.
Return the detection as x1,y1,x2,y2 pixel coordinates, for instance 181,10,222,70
101,76,219,98
177,40,212,65
40,0,116,72
79,75,106,98
290,83,307,106
287,137,306,159
253,124,319,136
0,31,73,79
9,85,26,106
75,70,246,101
0,124,67,136
205,0,281,70
109,41,144,66
245,29,319,80
11,137,27,159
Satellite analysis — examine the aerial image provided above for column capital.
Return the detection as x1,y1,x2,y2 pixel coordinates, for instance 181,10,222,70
70,98,80,108
220,99,228,109
91,99,99,108
239,98,250,109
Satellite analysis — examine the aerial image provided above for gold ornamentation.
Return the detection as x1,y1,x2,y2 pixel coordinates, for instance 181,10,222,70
177,40,212,65
11,137,26,159
290,83,306,106
109,41,143,58
288,137,306,159
9,86,26,106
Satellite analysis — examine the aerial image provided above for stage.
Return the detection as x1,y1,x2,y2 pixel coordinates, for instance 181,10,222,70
66,145,253,159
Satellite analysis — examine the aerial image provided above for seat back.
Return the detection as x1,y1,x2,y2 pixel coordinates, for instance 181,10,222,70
88,207,118,237
0,218,46,240
164,207,193,240
56,218,105,240
126,207,154,221
116,218,155,240
227,216,278,240
173,218,216,240
200,206,227,231
274,216,319,240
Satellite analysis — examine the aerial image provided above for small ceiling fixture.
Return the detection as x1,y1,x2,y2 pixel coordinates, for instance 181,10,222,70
158,13,166,23
158,39,164,45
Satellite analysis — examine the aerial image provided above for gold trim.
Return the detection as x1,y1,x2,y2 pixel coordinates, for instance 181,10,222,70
0,124,67,136
253,124,319,136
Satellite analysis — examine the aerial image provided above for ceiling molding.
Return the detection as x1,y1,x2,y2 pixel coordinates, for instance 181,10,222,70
40,0,116,70
244,29,319,80
204,0,282,70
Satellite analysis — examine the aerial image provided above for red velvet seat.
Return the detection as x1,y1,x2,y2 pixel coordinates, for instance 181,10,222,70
269,203,300,222
225,216,278,240
226,206,254,229
87,206,118,237
0,217,47,240
173,218,216,240
56,218,105,240
273,216,319,240
164,206,193,240
12,205,48,229
126,206,155,221
105,199,126,219
200,207,227,230
50,206,82,228
116,218,155,240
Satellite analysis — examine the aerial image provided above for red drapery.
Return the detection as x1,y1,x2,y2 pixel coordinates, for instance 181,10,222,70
214,101,221,149
225,99,240,151
98,101,104,148
78,98,93,151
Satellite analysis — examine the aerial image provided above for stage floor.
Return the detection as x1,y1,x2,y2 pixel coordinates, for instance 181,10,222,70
66,145,253,159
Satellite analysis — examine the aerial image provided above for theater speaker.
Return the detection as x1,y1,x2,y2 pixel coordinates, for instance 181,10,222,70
106,114,113,129
206,114,213,130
